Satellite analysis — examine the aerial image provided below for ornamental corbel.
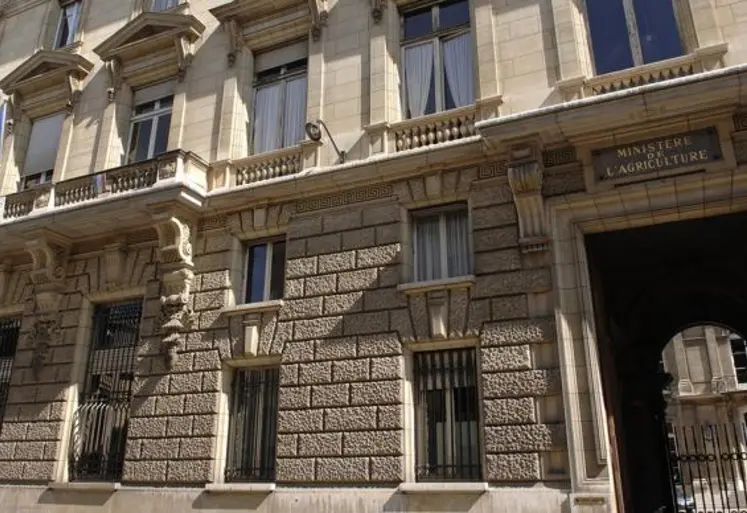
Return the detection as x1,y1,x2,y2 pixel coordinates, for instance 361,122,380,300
174,35,194,82
310,0,328,41
65,71,83,112
371,0,385,23
0,258,11,304
105,58,122,102
6,92,22,135
103,240,127,291
153,213,194,268
224,19,243,68
25,236,71,289
507,144,549,253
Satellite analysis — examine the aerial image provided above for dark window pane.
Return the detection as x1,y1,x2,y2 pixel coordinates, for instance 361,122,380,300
153,113,171,156
633,0,683,64
586,0,634,74
444,65,456,111
439,0,470,30
56,19,70,49
134,101,156,116
404,8,432,40
246,244,267,303
158,95,174,109
424,66,436,115
269,241,286,301
128,119,152,163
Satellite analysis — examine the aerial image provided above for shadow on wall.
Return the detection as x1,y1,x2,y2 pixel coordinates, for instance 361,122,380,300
382,492,481,512
37,488,114,507
192,491,268,510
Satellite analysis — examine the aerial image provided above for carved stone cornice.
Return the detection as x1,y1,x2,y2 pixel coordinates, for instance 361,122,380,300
93,11,205,93
0,50,93,119
506,144,549,253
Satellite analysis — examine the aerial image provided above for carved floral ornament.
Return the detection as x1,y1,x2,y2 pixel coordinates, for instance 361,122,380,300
506,144,550,253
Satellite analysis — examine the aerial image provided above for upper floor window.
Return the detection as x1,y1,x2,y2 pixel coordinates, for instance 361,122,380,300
586,0,683,75
414,348,481,481
0,317,21,436
244,240,286,304
412,204,470,282
252,42,308,154
225,367,279,482
730,334,747,385
150,0,179,11
69,301,142,482
23,112,65,190
127,82,173,164
401,0,473,119
54,0,82,49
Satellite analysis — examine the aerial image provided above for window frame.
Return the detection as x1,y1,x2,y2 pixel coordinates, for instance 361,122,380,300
242,238,286,304
125,95,173,164
224,365,280,483
730,333,747,387
399,0,472,118
22,170,54,191
150,0,179,12
411,203,471,283
250,59,308,154
412,346,482,482
0,317,21,437
53,0,83,50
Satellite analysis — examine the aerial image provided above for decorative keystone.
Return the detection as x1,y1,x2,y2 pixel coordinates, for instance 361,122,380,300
507,143,549,253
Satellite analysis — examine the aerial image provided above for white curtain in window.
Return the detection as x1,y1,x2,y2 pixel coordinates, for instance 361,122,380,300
415,216,441,281
404,42,434,118
63,2,81,46
282,76,307,148
152,0,177,11
253,84,282,154
443,33,474,108
446,210,470,277
24,113,65,176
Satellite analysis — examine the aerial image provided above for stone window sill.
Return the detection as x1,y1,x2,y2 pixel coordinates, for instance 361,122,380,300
221,300,284,317
48,482,120,492
205,483,276,494
398,482,488,494
397,275,475,295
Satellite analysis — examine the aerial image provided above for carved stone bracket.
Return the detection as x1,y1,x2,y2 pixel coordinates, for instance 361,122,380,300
174,35,194,82
310,0,328,41
103,240,128,291
65,72,83,112
507,145,549,253
25,236,70,293
0,258,11,305
105,58,123,102
153,212,196,369
224,19,243,68
371,0,386,22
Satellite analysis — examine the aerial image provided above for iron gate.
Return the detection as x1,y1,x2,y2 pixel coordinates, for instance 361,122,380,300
666,422,747,513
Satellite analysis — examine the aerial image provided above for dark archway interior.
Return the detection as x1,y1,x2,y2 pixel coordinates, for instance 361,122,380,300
586,211,747,513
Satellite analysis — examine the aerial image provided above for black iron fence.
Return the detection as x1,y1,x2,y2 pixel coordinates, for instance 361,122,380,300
666,422,747,513
225,367,279,482
69,301,141,482
0,317,20,434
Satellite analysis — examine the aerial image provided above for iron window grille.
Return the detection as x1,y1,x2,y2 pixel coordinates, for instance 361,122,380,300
0,317,21,436
412,204,471,283
730,334,747,384
244,240,286,304
225,367,279,482
400,0,473,118
126,95,173,164
414,347,481,481
69,301,142,482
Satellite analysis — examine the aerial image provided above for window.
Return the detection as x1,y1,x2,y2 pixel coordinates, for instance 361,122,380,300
586,0,683,75
244,240,286,304
127,82,173,164
0,318,21,436
69,301,142,482
150,0,178,11
23,112,65,190
412,204,470,282
730,334,747,385
54,1,82,49
0,102,6,162
225,367,279,482
252,42,308,154
414,348,480,481
401,0,473,119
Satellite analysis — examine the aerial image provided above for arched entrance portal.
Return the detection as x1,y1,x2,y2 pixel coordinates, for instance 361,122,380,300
586,212,747,513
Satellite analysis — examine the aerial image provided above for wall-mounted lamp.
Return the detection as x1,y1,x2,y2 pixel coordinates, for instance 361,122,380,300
305,119,346,163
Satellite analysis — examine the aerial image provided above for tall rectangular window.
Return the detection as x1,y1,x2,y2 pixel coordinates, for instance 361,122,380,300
414,348,480,481
412,204,470,282
127,82,173,164
244,240,286,304
23,112,65,190
225,367,279,482
54,1,82,49
0,318,21,436
151,0,178,11
730,334,747,385
586,0,683,75
69,301,142,482
252,41,308,154
401,0,473,119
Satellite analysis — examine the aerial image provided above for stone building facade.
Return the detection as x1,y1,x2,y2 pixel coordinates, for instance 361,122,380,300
0,0,744,512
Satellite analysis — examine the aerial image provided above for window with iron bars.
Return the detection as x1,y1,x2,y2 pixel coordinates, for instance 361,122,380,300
413,347,481,481
225,367,279,482
69,301,142,482
0,317,21,436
